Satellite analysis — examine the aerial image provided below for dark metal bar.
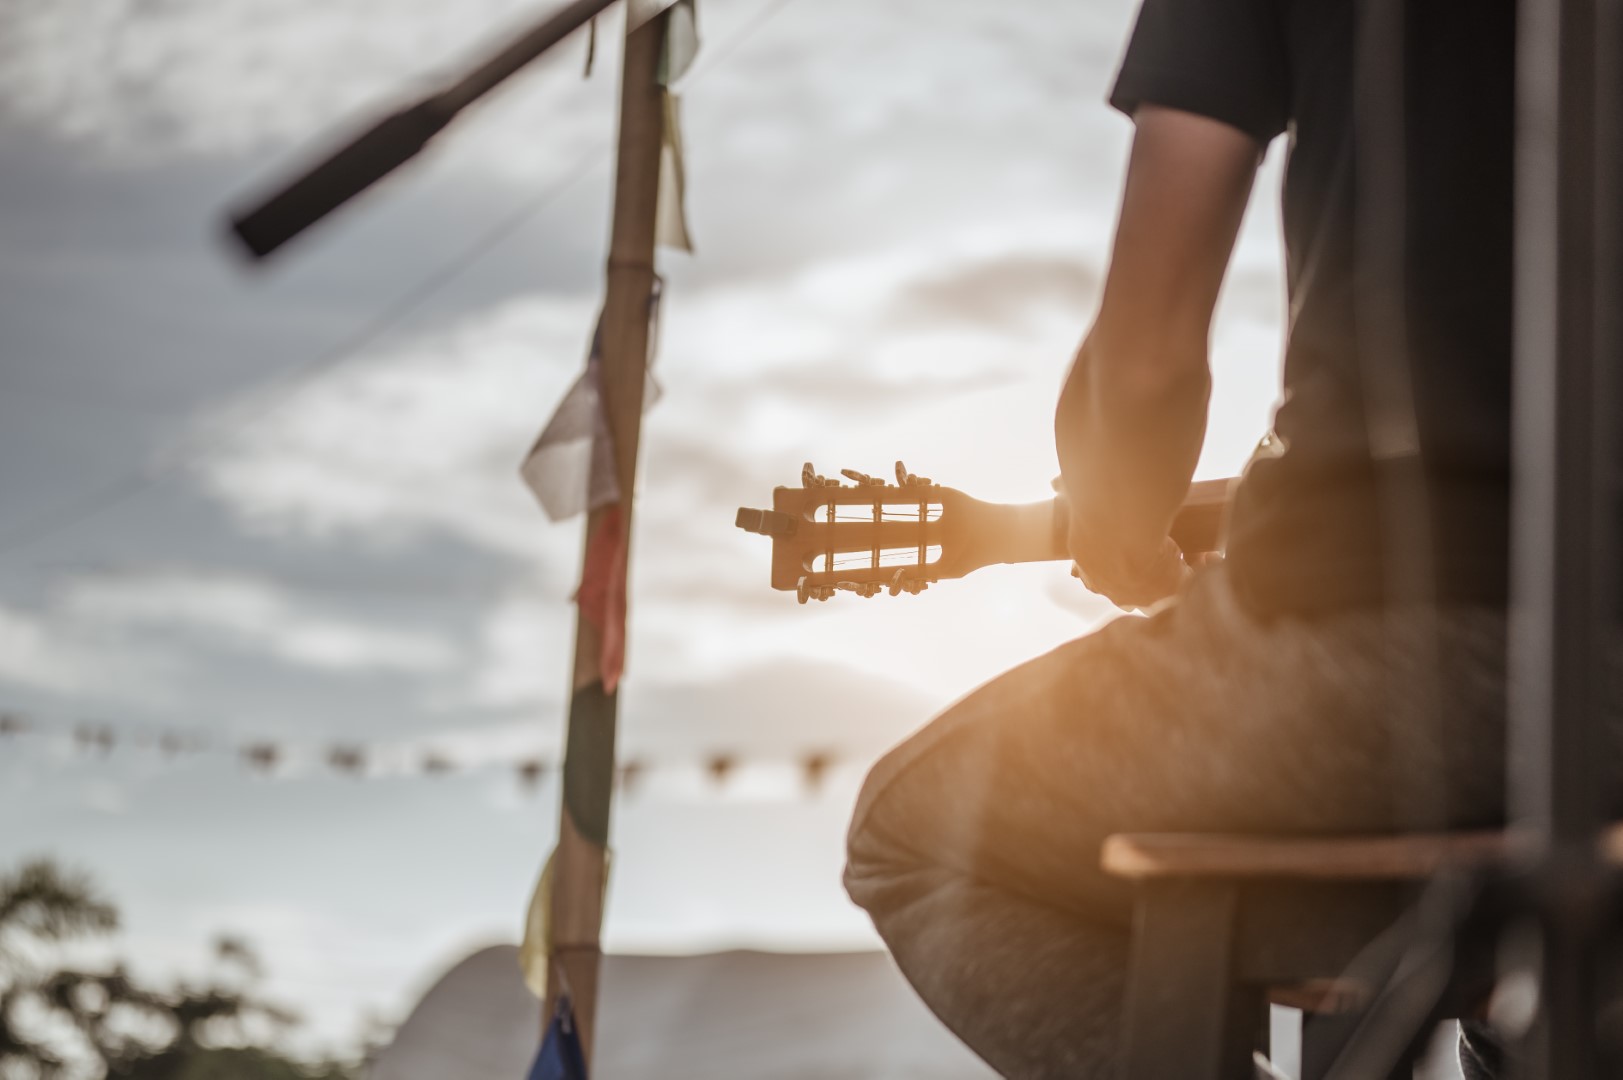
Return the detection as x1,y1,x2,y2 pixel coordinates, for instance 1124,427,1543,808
1595,0,1623,639
1511,0,1601,848
1512,0,1608,1073
226,0,626,259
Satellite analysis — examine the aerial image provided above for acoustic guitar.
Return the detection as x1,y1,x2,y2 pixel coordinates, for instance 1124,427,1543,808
736,462,1233,603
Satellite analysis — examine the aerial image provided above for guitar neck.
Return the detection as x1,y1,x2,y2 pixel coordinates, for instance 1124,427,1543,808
735,468,1236,598
948,478,1231,578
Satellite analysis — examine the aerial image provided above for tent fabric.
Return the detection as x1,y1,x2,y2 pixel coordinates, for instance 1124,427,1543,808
368,947,995,1080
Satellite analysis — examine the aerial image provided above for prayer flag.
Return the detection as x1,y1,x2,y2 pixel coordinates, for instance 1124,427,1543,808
518,285,663,524
574,504,628,691
526,995,588,1080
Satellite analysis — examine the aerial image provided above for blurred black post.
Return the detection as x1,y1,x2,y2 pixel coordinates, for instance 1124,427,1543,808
1323,1,1623,1075
226,0,625,259
1511,0,1613,1072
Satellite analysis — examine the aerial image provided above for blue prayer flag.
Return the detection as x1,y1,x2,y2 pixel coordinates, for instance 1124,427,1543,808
526,995,588,1080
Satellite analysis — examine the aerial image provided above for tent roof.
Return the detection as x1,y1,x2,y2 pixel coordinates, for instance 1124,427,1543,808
369,946,994,1080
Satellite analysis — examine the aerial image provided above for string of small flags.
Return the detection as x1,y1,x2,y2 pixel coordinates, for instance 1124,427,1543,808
0,710,852,798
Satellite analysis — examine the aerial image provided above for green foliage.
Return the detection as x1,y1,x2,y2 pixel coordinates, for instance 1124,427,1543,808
112,1045,355,1080
0,860,118,948
0,858,360,1080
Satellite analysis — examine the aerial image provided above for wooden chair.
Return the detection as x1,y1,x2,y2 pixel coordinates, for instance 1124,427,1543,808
1098,829,1606,1079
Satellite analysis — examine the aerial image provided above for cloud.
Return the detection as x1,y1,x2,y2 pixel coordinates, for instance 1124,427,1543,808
0,0,612,166
60,572,458,675
890,254,1100,330
464,591,577,709
459,618,938,755
188,238,1069,563
696,366,1015,426
0,603,108,693
617,658,937,755
193,294,596,560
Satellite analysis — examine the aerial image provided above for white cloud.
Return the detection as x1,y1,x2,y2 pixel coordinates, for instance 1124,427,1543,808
183,240,1170,717
194,294,596,560
60,572,458,675
0,601,197,703
0,0,1151,219
465,591,576,709
0,0,612,167
0,603,106,693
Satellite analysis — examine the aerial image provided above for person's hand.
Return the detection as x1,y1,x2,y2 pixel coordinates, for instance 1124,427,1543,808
1067,512,1190,611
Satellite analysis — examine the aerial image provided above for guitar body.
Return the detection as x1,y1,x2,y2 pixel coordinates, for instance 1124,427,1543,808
736,463,1232,602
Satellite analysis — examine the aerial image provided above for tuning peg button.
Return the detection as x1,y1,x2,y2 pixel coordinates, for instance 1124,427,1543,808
894,461,932,488
888,569,928,596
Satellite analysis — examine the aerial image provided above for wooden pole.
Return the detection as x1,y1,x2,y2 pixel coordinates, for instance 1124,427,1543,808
544,7,667,1061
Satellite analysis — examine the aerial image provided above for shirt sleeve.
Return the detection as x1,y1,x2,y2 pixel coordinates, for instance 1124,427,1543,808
1109,0,1290,146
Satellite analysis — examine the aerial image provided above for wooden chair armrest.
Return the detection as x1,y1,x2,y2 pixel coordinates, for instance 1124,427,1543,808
1100,830,1515,882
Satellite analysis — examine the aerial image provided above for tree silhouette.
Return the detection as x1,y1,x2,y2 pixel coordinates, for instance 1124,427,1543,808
0,859,356,1080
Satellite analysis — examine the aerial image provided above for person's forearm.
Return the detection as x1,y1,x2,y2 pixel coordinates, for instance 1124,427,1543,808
1055,328,1211,557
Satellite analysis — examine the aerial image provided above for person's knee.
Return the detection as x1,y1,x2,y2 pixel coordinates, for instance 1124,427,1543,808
843,741,928,925
844,693,998,924
843,760,898,910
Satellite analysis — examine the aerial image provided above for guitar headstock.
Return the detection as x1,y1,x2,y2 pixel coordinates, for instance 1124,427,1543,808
737,464,1233,604
735,461,1022,603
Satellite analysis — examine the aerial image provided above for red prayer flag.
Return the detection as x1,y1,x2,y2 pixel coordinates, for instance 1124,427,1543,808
574,504,628,691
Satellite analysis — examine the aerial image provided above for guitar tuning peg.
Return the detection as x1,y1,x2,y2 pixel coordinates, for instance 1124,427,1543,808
894,461,932,488
801,463,840,488
889,569,928,596
797,579,836,603
840,469,884,486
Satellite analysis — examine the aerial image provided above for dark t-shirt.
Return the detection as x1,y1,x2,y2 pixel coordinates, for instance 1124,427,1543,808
1110,0,1516,615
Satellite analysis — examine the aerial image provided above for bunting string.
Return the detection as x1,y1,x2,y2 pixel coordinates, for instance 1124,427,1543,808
0,708,856,798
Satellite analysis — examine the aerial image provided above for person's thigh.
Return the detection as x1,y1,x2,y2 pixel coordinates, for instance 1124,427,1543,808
846,568,1507,924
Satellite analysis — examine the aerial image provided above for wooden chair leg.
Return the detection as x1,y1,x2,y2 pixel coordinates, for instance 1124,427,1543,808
1121,881,1261,1080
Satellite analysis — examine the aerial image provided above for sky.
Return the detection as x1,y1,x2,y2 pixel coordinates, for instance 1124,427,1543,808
0,0,1288,1054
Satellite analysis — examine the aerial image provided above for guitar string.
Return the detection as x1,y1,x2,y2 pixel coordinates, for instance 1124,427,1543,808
871,491,880,573
817,500,944,574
